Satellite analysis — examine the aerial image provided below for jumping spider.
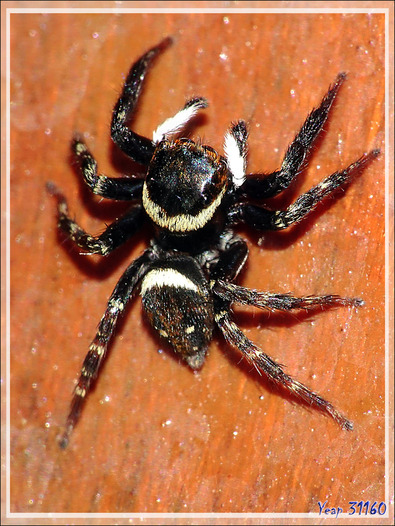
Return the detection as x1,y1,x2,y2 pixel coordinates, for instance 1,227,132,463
49,37,379,448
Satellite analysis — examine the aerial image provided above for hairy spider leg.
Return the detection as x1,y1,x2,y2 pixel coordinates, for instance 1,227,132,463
240,72,348,199
211,242,356,430
209,236,249,283
59,250,152,448
47,182,144,255
230,149,380,230
111,37,173,165
215,308,354,430
72,137,145,201
214,280,364,311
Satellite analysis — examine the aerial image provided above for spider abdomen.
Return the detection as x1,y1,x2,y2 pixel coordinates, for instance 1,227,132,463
140,254,214,370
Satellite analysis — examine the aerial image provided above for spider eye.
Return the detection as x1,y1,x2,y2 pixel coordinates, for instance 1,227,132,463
142,140,228,233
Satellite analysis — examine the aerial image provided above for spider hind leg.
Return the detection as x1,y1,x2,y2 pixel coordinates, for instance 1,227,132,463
214,301,353,430
210,240,358,430
58,251,152,448
214,280,364,311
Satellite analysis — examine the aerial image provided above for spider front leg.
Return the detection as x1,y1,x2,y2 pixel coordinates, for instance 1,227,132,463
111,37,172,165
59,250,153,448
47,182,145,255
230,149,380,231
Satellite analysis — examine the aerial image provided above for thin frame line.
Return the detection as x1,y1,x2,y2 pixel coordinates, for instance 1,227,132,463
5,4,390,520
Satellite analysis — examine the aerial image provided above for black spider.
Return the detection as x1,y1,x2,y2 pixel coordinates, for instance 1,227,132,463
48,37,379,448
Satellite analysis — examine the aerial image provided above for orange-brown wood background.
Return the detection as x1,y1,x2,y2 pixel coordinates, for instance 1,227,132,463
5,1,392,523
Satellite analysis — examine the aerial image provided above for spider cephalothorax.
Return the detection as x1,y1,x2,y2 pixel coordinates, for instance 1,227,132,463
143,138,229,234
49,37,379,448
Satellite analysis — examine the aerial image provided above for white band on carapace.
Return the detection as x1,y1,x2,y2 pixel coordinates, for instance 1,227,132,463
223,129,247,187
142,182,226,233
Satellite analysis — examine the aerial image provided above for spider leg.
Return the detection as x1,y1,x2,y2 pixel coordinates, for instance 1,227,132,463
214,280,364,310
47,182,145,255
214,305,353,430
72,137,144,200
59,250,153,448
229,149,380,230
111,37,172,165
240,73,347,199
210,236,356,430
209,234,249,283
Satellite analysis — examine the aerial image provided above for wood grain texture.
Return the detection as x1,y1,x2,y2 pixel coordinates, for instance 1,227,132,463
7,5,389,520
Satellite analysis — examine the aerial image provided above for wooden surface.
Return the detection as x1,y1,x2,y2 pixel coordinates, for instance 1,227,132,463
6,4,390,521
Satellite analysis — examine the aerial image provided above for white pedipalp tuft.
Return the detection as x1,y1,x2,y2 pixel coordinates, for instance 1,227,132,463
224,122,248,187
153,98,208,143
